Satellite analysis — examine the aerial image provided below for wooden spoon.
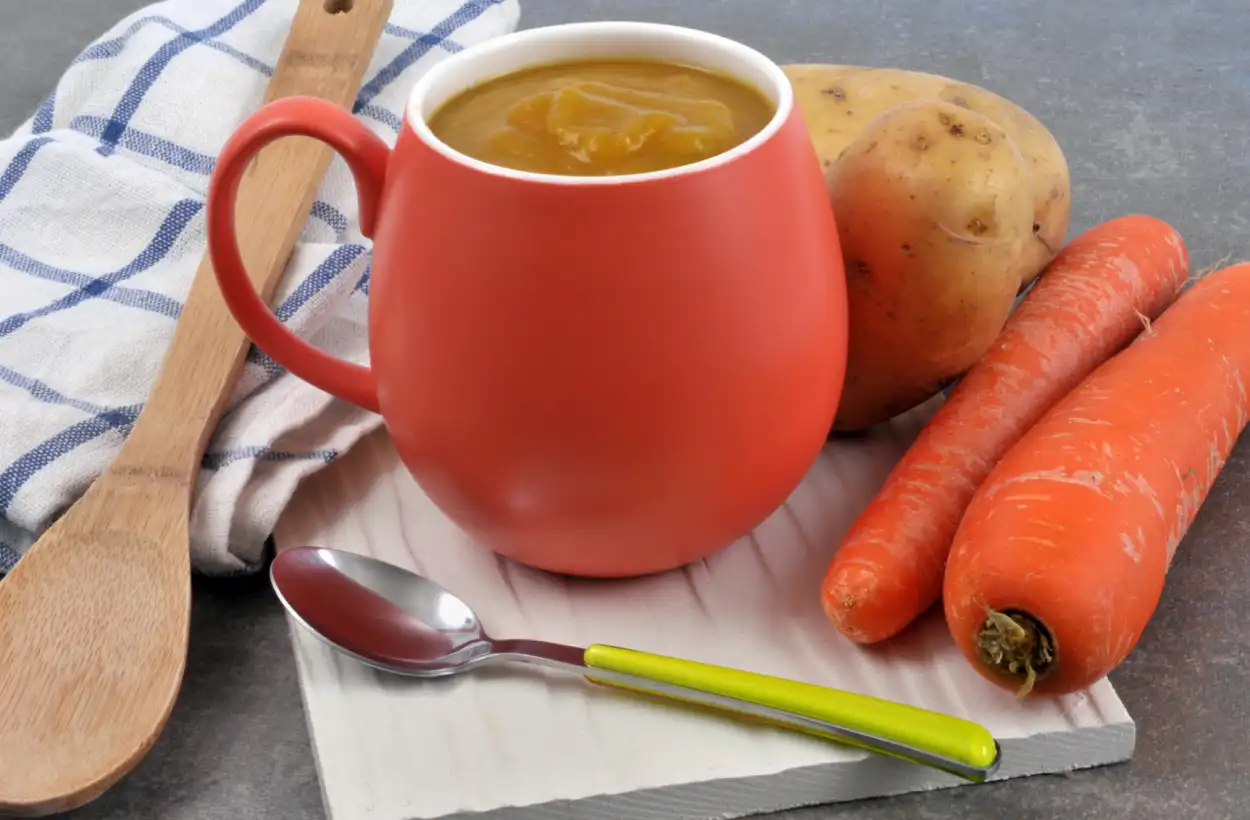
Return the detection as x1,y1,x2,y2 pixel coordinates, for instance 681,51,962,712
0,0,391,813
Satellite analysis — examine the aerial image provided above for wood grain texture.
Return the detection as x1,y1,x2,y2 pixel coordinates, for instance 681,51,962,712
0,0,392,815
274,402,1136,820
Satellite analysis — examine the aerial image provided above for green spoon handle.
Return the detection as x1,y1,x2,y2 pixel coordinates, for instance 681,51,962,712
581,644,1000,782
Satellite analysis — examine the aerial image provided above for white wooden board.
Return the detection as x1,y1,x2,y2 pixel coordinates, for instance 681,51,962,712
273,404,1135,820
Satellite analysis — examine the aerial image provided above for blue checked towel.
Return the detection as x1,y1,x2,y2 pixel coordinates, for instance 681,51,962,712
0,0,521,576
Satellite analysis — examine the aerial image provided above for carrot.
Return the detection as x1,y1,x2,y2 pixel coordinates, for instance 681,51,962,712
820,215,1190,644
944,261,1250,697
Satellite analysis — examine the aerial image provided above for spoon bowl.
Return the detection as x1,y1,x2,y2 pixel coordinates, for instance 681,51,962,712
272,545,1004,783
0,479,190,816
272,545,493,677
271,546,589,679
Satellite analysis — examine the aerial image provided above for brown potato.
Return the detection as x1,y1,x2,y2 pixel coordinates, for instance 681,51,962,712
826,99,1032,430
783,64,1070,286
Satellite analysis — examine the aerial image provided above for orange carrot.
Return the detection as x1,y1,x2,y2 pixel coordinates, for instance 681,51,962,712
944,261,1250,697
821,215,1190,644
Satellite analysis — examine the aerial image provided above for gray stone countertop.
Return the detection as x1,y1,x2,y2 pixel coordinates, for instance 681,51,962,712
3,1,1248,818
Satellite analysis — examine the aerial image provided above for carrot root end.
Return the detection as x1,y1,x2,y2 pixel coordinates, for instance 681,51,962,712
1188,252,1233,287
975,608,1055,698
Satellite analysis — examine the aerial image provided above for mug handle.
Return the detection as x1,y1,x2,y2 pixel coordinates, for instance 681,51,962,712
206,95,391,413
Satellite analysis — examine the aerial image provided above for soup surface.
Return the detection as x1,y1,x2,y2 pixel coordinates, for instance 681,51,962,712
426,59,775,177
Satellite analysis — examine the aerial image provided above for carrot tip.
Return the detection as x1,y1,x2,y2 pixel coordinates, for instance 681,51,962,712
974,608,1055,698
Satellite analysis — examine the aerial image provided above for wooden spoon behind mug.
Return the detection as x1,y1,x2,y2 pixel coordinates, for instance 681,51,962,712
0,0,391,813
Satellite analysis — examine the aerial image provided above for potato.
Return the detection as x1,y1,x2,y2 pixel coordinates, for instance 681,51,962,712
783,64,1070,287
826,99,1033,431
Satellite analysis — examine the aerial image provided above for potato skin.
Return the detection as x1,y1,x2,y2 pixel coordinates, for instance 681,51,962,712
827,99,1033,431
784,64,1070,287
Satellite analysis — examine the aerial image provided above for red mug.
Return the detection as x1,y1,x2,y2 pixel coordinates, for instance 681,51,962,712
207,21,847,578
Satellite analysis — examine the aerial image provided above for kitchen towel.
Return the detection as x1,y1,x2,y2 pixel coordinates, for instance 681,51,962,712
0,0,521,575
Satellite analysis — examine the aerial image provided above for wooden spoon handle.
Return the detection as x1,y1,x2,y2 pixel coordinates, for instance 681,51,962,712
113,0,393,481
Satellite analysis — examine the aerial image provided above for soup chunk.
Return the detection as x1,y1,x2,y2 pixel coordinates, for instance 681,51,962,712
427,59,775,176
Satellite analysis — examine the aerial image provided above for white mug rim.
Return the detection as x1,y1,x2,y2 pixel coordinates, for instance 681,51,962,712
403,20,794,186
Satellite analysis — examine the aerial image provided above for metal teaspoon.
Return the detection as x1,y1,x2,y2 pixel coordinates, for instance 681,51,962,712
271,546,1002,782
